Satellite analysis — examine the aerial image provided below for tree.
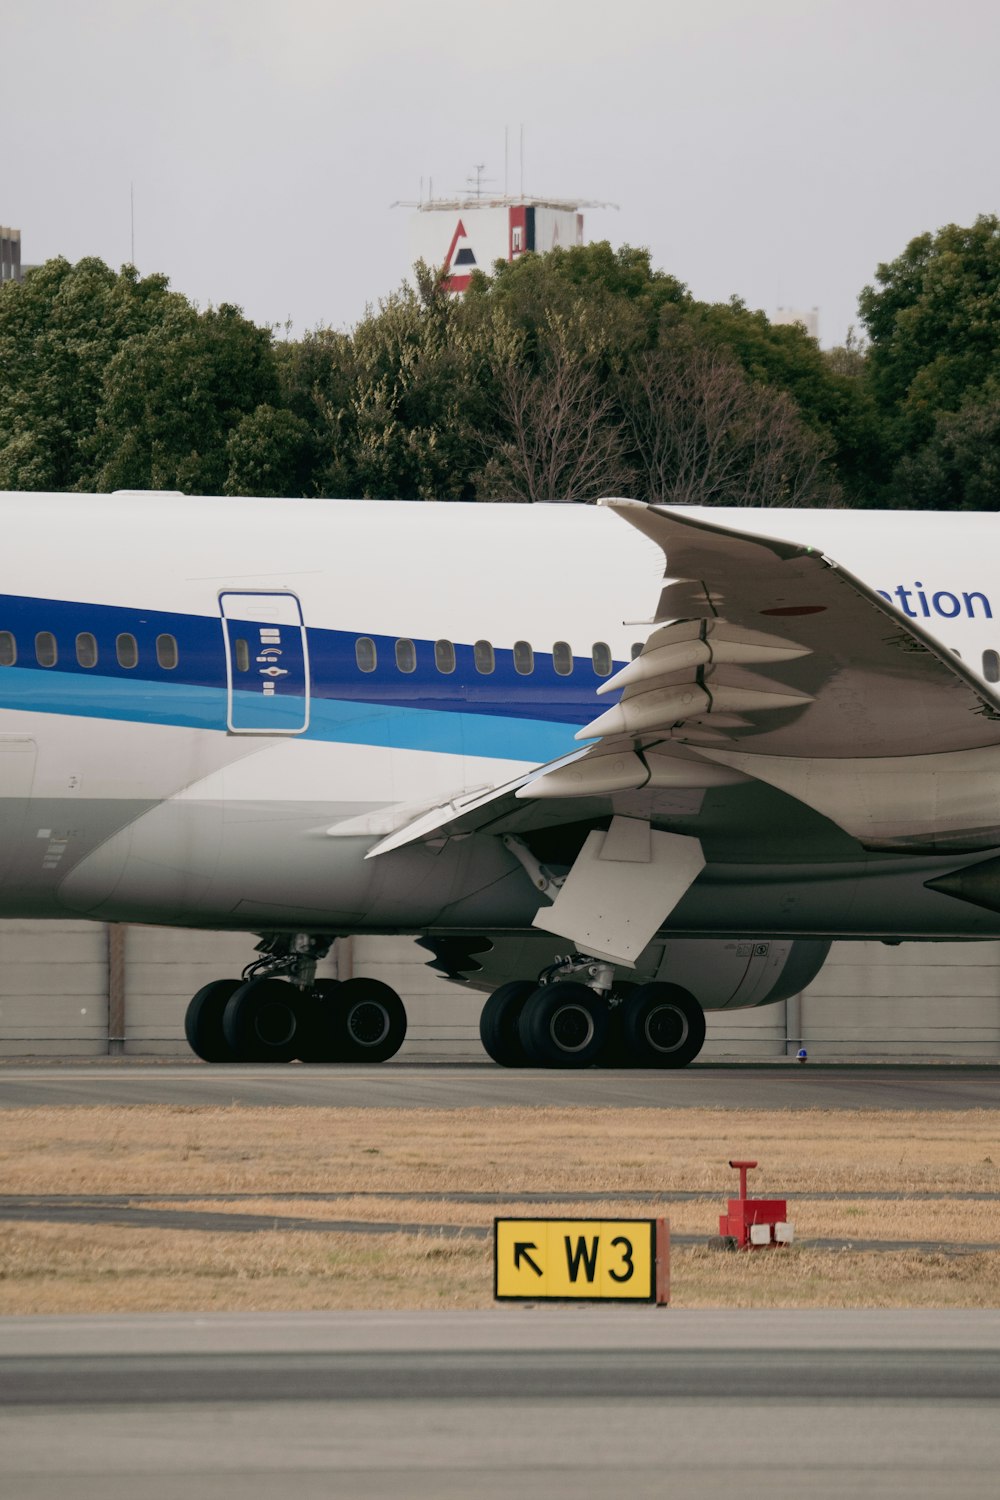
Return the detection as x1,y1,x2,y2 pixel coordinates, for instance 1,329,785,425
464,245,874,504
475,314,633,502
683,297,885,504
299,278,487,500
859,215,1000,429
224,405,313,497
889,379,1000,511
90,301,280,494
0,258,176,491
619,334,838,508
824,326,868,379
855,215,1000,506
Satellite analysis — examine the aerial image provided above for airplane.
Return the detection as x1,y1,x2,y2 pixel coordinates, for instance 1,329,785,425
2,489,1000,1070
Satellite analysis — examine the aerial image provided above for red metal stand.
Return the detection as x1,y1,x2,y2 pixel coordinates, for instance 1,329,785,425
718,1159,792,1249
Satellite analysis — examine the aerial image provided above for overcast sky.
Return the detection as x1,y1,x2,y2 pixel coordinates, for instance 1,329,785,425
4,0,998,346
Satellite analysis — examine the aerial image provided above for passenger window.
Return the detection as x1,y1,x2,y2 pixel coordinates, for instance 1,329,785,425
156,634,178,670
631,642,644,660
355,637,377,673
234,638,251,673
474,640,494,675
76,632,98,668
513,641,534,675
984,650,1000,684
592,642,612,676
395,638,416,674
0,631,16,666
434,640,456,675
116,633,138,669
35,632,57,668
552,641,573,676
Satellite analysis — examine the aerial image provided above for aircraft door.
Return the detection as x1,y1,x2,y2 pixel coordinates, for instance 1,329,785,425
220,592,310,734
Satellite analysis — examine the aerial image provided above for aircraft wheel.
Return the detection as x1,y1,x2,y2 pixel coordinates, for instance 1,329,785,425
184,979,242,1062
479,980,535,1067
518,981,609,1069
323,977,407,1064
295,978,343,1063
621,982,706,1068
222,976,306,1064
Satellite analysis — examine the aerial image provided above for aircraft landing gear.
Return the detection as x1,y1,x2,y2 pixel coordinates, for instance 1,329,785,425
297,977,407,1065
182,936,407,1066
517,980,609,1068
478,957,707,1070
222,976,306,1064
620,982,706,1068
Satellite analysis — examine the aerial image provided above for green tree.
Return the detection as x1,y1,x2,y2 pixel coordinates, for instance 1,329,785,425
860,215,1000,421
224,404,313,497
297,275,487,500
0,258,176,491
90,301,280,494
890,379,1000,510
857,215,1000,506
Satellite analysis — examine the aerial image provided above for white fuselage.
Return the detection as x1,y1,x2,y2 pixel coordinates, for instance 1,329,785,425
1,493,999,938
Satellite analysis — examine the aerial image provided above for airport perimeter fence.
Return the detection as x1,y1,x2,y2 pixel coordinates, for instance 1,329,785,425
0,922,998,1061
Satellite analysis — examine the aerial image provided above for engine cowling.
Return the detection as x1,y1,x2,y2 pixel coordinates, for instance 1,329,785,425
423,931,830,1011
644,937,831,1010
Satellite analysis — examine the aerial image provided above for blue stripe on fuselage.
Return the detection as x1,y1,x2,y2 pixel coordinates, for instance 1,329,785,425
0,593,613,722
0,664,583,761
0,592,606,759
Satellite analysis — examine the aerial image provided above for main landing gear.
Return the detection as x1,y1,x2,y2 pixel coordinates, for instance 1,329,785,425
478,955,707,1070
183,935,407,1066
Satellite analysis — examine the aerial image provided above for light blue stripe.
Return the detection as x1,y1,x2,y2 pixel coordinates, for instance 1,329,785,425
0,668,583,763
0,669,224,731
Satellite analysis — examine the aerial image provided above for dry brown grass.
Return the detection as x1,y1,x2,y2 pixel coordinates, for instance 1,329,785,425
0,1105,997,1313
0,1221,997,1314
2,1105,999,1195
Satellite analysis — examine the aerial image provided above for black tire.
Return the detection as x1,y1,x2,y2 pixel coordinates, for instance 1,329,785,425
184,979,241,1062
295,978,342,1063
479,981,535,1067
621,982,706,1068
332,977,407,1064
222,976,306,1064
517,981,609,1069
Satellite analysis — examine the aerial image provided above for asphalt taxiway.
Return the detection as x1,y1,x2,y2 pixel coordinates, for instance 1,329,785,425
1,1310,998,1499
0,1061,996,1110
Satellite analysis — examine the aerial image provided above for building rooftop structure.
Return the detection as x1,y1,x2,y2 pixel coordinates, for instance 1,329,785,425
1,226,23,285
396,192,615,293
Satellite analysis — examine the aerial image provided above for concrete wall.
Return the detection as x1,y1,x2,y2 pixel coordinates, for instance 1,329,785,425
0,921,998,1060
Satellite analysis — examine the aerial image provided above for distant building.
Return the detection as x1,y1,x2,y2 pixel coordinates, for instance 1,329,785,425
405,197,592,292
773,306,820,341
1,226,22,285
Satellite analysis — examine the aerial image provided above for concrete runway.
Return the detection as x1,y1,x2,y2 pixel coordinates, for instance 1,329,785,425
1,1061,997,1109
1,1310,998,1499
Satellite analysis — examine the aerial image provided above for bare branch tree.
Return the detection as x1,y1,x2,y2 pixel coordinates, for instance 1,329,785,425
621,340,838,507
475,316,634,502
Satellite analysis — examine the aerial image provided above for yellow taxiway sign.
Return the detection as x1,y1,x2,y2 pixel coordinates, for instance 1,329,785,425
494,1218,670,1303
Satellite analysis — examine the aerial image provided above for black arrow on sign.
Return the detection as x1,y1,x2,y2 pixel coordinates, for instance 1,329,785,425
514,1241,543,1276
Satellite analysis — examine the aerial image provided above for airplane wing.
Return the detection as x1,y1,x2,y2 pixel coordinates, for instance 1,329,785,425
580,500,1000,760
368,501,1000,862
